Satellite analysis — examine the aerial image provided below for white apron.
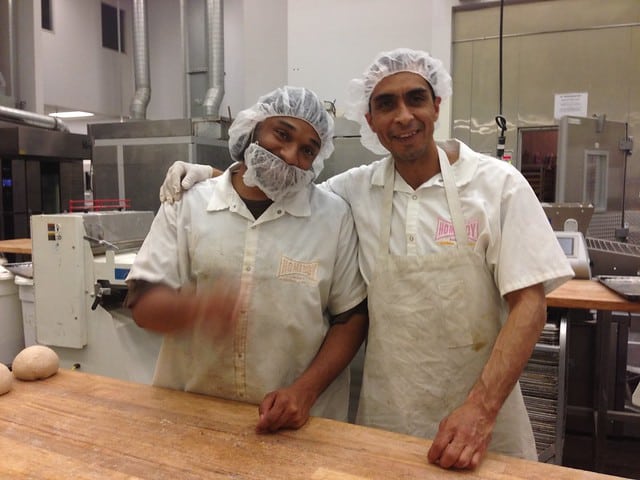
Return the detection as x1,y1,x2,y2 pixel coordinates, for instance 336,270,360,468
356,148,538,460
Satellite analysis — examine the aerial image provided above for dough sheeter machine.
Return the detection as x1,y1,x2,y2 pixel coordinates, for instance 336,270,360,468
30,211,162,383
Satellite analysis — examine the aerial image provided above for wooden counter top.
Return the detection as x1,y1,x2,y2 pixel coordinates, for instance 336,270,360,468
547,279,640,313
0,238,32,255
0,370,625,479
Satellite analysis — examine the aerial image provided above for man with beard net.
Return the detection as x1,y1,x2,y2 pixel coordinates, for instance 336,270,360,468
126,86,368,434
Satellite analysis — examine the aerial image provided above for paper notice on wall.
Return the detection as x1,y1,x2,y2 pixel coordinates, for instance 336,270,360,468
554,92,588,120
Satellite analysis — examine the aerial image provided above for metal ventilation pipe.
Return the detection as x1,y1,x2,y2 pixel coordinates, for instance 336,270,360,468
129,0,151,120
8,0,18,102
0,105,69,131
202,0,224,119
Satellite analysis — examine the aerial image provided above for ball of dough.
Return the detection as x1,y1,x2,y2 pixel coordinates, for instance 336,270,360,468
0,363,12,395
12,345,59,381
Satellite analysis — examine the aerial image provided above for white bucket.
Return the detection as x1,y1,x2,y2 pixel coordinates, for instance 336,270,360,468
0,266,25,365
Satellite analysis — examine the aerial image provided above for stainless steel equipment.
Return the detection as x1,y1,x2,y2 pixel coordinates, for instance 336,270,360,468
587,237,640,277
3,261,32,278
555,231,591,279
541,203,593,279
89,119,233,213
316,117,384,183
0,121,89,240
30,211,162,383
556,115,633,242
542,202,594,237
520,319,568,463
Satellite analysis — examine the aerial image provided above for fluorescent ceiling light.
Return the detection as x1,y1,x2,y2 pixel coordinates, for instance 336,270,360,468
48,111,94,118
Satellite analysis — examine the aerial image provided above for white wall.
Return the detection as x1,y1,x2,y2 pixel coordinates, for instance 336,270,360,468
41,0,134,118
16,0,44,114
6,0,466,136
146,0,183,119
287,0,459,137
238,0,287,111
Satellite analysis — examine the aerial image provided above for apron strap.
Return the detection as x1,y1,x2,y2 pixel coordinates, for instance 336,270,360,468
376,158,396,260
438,147,469,247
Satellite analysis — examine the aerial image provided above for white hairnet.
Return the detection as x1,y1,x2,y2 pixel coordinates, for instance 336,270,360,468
228,86,334,176
344,48,452,155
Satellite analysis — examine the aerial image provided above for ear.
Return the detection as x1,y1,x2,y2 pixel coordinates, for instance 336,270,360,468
365,111,377,133
433,97,441,120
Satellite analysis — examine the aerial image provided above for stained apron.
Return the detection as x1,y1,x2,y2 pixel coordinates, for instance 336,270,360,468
356,148,537,460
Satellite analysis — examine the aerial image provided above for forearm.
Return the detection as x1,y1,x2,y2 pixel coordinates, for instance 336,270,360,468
130,284,199,333
291,311,368,402
466,283,547,417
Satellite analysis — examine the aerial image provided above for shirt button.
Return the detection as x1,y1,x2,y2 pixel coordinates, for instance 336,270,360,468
409,235,415,242
412,195,418,200
245,266,252,272
277,209,282,214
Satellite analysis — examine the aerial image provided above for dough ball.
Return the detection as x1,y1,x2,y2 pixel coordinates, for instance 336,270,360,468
12,345,59,381
0,363,12,395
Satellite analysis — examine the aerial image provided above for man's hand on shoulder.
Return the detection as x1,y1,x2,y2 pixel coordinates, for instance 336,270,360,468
159,161,215,204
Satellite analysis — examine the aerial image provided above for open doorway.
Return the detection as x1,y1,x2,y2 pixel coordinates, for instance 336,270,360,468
517,126,558,203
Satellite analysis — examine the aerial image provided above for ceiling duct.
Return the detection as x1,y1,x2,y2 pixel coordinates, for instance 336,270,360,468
0,105,68,131
129,0,151,120
7,0,17,103
202,0,224,119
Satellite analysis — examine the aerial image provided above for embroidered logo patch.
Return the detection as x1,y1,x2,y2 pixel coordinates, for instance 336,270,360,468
278,256,318,283
435,218,479,243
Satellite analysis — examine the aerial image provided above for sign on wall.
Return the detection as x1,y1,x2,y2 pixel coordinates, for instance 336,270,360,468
554,92,588,120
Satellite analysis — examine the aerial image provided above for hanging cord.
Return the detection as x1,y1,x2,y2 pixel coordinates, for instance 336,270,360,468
495,0,507,159
496,115,507,159
616,123,633,241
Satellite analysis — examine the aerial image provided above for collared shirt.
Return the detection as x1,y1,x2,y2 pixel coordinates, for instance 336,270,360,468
322,139,573,296
128,164,366,420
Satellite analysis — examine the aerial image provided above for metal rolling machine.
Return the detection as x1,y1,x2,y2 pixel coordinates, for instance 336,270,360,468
29,211,162,383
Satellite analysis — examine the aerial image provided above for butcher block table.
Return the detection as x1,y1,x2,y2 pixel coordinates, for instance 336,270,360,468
0,237,32,255
0,370,626,479
546,279,640,473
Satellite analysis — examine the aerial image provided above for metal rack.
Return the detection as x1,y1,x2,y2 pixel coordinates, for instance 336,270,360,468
520,316,568,464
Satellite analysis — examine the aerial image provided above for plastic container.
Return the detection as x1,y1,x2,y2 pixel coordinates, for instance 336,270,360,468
0,266,25,365
15,275,36,348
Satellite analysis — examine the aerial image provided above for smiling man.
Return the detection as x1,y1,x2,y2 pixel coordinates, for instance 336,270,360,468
329,48,573,469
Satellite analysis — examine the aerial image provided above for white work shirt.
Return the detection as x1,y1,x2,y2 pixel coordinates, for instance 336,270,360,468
128,165,367,421
323,139,574,296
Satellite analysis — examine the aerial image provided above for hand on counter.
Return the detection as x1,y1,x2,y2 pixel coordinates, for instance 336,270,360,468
427,400,495,470
255,384,315,434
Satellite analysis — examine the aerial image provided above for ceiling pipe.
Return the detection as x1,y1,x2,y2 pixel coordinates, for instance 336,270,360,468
129,0,151,120
8,0,18,103
0,105,69,131
202,0,224,119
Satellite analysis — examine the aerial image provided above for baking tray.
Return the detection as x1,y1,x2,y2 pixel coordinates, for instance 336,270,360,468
597,275,640,301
